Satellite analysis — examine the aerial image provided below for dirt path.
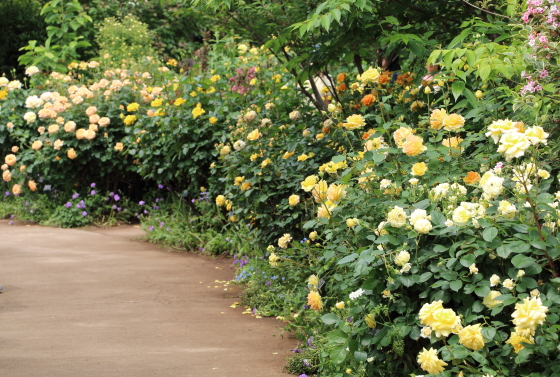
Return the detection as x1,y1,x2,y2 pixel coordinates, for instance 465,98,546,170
0,220,296,377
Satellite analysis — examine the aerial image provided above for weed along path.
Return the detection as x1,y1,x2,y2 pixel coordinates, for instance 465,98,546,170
0,220,296,377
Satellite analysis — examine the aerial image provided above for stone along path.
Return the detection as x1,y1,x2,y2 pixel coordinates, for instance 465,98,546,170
0,220,296,377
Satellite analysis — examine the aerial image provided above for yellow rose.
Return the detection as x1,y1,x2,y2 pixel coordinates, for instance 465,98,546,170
394,250,410,266
123,115,137,125
269,252,279,267
430,308,461,337
417,348,447,375
98,117,110,127
524,126,549,146
497,132,531,162
114,142,124,151
215,195,226,206
506,331,534,354
247,129,261,141
387,206,407,228
309,231,318,241
31,140,43,151
240,182,252,191
458,324,485,350
365,313,376,328
64,121,76,132
301,175,318,192
346,218,359,228
442,113,465,132
485,119,516,143
5,154,16,166
429,109,447,130
3,170,12,182
307,291,323,311
12,183,22,196
288,195,300,206
335,301,345,309
402,134,427,156
127,102,140,112
54,139,64,150
343,114,365,130
174,97,186,106
312,180,328,203
393,127,413,147
411,162,427,176
192,103,206,118
67,148,77,159
327,183,346,203
317,201,336,219
419,300,444,327
359,67,380,84
308,275,319,289
282,150,295,159
278,233,292,249
511,297,548,331
28,180,37,192
220,145,231,156
209,117,218,124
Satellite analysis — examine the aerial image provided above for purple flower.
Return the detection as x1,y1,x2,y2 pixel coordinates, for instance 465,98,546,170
117,207,122,212
302,359,311,367
143,210,148,214
158,184,164,189
25,202,29,207
5,191,10,196
251,308,258,315
307,336,314,348
191,198,196,203
112,205,117,210
299,375,308,377
72,193,79,199
9,221,14,225
159,222,164,228
155,198,160,203
303,305,310,310
292,348,302,353
82,211,87,216
139,201,145,205
165,227,170,232
153,205,159,210
64,202,72,209
149,226,154,231
90,190,96,195
114,194,120,201
90,183,96,188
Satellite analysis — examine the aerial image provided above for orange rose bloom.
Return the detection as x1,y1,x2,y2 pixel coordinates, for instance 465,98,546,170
402,134,427,156
337,83,347,92
463,171,481,185
12,184,22,196
361,94,375,107
336,72,346,83
307,291,323,311
378,74,390,85
28,180,37,191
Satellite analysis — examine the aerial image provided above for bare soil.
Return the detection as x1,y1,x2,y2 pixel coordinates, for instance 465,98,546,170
0,220,296,377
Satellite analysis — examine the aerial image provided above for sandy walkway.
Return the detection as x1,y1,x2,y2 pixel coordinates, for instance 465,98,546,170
0,220,296,377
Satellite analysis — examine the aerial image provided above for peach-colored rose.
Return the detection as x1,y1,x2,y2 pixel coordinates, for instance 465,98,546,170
402,134,427,156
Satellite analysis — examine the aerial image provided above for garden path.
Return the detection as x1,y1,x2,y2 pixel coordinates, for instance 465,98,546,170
0,220,296,377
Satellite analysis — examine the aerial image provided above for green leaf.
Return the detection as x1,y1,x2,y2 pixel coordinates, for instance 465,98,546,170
328,329,348,343
453,345,469,359
483,227,498,242
338,253,358,265
474,285,491,297
451,80,466,101
330,345,348,364
511,254,536,269
450,280,463,292
332,155,346,163
479,65,491,81
354,351,367,362
321,313,340,325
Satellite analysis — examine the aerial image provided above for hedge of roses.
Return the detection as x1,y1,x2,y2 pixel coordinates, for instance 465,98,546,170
2,4,560,376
